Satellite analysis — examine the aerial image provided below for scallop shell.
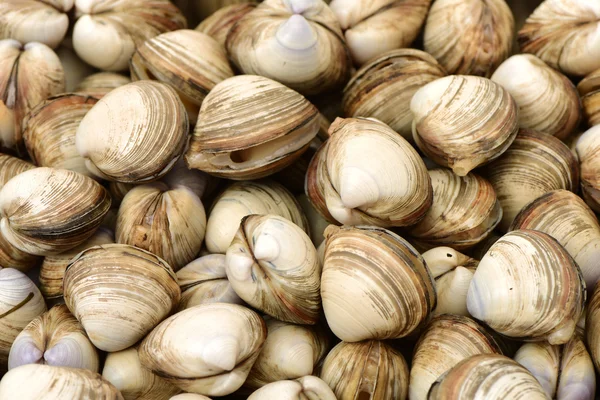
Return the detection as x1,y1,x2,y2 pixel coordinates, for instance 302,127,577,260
196,3,256,47
576,125,600,212
247,376,336,400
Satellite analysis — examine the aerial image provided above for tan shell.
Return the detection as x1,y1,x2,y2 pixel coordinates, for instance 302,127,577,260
75,72,131,96
576,125,600,212
578,67,600,128
424,0,514,77
76,81,189,183
8,304,98,372
72,0,186,71
586,281,600,375
23,93,100,177
411,75,518,176
518,0,600,77
467,230,586,344
306,117,433,227
103,346,181,400
247,376,336,400
63,244,181,352
205,180,308,253
196,3,256,47
226,214,321,324
491,54,582,140
0,153,35,189
320,340,409,400
226,0,351,95
0,267,46,372
0,0,70,49
482,129,579,231
185,75,320,180
139,303,267,397
409,168,502,250
342,49,446,142
246,318,330,388
0,40,65,154
329,0,431,65
428,354,547,400
511,190,600,291
409,315,503,400
0,167,112,256
321,225,436,342
296,194,329,247
39,227,114,299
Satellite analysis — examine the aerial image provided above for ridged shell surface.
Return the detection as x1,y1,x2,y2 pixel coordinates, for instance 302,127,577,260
576,125,600,212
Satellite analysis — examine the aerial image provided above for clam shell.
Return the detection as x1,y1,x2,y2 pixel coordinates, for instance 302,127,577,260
586,281,600,376
0,153,35,189
296,194,329,247
75,72,131,96
578,67,600,128
576,125,600,212
196,3,256,47
247,376,336,400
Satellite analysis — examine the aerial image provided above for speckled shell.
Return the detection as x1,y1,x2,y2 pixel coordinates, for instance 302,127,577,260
247,376,336,400
578,68,600,128
576,125,600,212
196,3,256,47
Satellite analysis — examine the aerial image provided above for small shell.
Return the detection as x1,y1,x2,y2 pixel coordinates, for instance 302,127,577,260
424,0,514,77
185,75,320,180
409,315,503,400
491,54,582,140
247,376,336,400
63,244,181,352
8,304,98,372
579,68,600,128
0,153,35,189
306,117,433,227
226,214,321,324
409,168,502,250
138,303,267,397
482,129,579,231
411,75,519,176
467,230,586,345
342,49,447,142
518,0,600,77
576,125,600,212
321,225,436,342
0,167,112,256
320,340,409,400
76,81,189,183
75,72,131,96
196,3,256,47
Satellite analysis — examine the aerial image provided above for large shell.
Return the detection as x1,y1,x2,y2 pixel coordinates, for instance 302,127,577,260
75,72,131,97
196,3,256,47
491,54,581,140
185,75,320,180
409,168,501,250
482,129,579,231
342,49,446,142
576,125,600,212
320,340,409,400
511,190,600,291
306,117,432,227
578,67,600,128
0,167,111,256
411,75,519,176
0,40,65,154
205,180,308,254
226,214,321,324
72,0,187,71
246,318,329,388
467,230,586,344
63,244,181,352
22,93,100,177
76,81,189,183
424,0,514,77
138,303,267,397
428,354,548,400
226,0,351,95
247,376,336,400
8,304,98,372
329,0,431,65
518,0,600,77
321,225,436,342
409,315,503,400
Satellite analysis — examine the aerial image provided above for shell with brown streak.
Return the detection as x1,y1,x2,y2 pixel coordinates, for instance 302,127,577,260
75,72,131,97
578,68,600,128
585,281,600,377
248,376,336,400
576,125,600,212
196,3,256,47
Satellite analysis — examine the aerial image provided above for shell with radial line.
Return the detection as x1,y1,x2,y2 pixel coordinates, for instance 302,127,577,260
76,81,189,183
226,0,351,95
196,3,257,47
0,167,111,256
586,281,600,374
576,125,600,212
409,168,501,250
329,0,431,65
63,244,181,352
139,303,267,397
321,225,436,342
75,72,131,97
491,54,581,140
578,67,600,128
424,0,514,77
482,129,579,232
410,75,519,176
409,315,503,400
185,75,320,180
8,304,98,372
226,214,321,324
248,376,336,400
320,340,409,400
246,318,329,388
306,117,432,227
466,230,586,345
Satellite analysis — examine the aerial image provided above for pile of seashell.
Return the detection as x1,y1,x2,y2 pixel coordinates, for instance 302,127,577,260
1,0,600,399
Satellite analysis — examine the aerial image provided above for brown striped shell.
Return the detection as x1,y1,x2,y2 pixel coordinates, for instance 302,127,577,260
578,67,600,128
0,153,35,189
195,3,256,47
576,125,600,212
587,281,600,375
75,72,131,97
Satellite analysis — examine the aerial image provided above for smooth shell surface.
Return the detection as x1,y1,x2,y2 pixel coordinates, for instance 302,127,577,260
247,376,336,400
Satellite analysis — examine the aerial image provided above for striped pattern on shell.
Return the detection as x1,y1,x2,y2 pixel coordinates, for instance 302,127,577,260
578,67,600,127
576,125,600,212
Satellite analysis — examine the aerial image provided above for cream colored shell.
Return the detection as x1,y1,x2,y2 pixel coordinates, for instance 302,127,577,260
0,153,35,189
575,125,600,212
586,282,600,375
75,72,131,96
196,3,256,47
578,68,600,128
247,376,336,400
